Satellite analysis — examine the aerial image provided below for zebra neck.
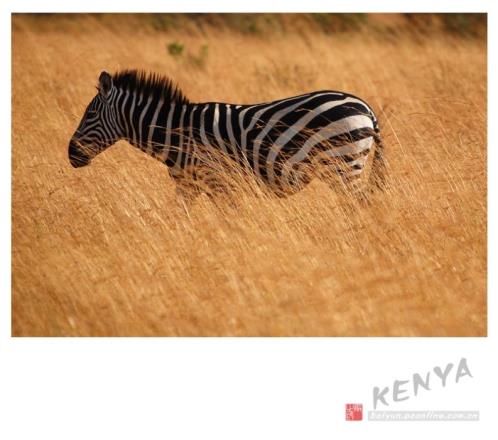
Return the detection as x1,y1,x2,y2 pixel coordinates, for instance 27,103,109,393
128,100,240,170
125,100,194,163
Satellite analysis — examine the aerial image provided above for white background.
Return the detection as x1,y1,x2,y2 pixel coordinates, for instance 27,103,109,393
1,1,495,439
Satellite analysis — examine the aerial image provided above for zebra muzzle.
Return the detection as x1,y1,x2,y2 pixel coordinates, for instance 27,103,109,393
68,141,91,168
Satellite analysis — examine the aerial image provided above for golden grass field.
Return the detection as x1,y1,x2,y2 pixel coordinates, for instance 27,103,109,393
12,14,487,336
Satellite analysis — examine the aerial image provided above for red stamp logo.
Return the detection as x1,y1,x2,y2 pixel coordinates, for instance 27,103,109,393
345,403,363,421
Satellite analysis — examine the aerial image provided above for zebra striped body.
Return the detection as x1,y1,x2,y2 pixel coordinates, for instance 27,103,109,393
69,70,385,198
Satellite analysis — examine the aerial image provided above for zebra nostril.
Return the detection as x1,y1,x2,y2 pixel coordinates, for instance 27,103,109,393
68,142,91,168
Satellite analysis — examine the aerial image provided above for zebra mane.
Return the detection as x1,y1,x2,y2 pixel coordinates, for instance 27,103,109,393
110,70,189,104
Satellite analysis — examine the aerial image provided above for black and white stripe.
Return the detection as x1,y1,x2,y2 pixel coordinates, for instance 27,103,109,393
69,70,386,197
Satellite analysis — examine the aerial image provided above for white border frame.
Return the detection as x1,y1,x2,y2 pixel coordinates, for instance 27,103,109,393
1,2,494,439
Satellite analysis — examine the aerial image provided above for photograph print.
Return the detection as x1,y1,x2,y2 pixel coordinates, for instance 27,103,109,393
11,13,487,336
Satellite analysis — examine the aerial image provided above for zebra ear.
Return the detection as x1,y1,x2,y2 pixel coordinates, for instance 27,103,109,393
98,71,113,99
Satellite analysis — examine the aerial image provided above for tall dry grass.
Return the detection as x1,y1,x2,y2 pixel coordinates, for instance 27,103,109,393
12,14,486,336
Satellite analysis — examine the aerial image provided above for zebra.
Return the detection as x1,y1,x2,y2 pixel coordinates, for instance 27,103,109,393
68,70,386,202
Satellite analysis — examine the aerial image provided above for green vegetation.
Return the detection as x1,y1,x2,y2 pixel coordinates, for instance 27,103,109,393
310,13,368,33
13,13,487,40
441,13,487,37
167,41,184,57
166,41,209,69
188,44,209,69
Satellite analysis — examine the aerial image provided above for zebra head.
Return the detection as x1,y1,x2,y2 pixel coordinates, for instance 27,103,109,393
68,71,121,168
